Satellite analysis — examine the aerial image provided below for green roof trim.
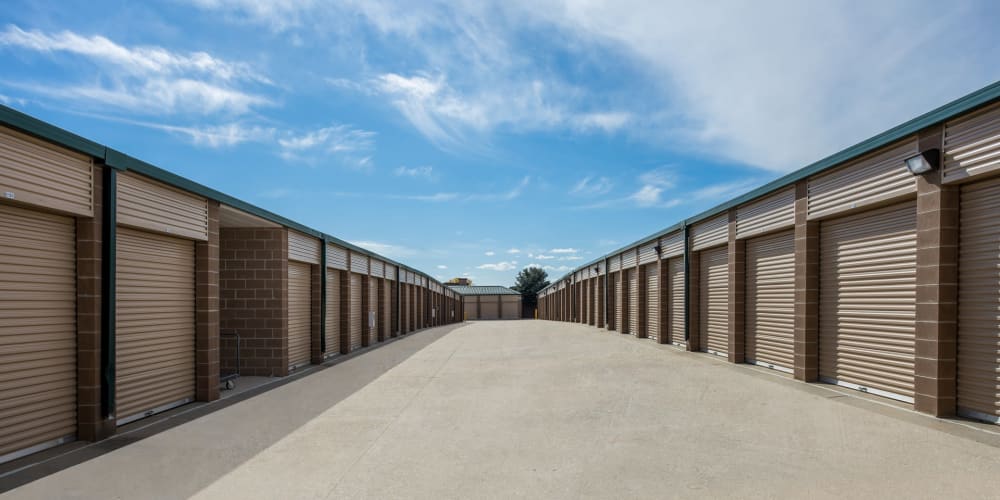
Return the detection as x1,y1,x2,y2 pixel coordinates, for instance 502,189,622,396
540,79,1000,293
0,105,106,158
449,285,521,296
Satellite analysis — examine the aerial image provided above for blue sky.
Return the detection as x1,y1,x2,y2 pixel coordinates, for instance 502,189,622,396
1,1,998,286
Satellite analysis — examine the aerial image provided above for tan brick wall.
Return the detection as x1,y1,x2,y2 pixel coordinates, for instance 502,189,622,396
195,201,220,401
793,181,819,381
220,227,288,377
727,210,746,363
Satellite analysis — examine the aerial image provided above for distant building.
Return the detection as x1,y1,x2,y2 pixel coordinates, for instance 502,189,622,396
451,286,522,320
446,277,473,286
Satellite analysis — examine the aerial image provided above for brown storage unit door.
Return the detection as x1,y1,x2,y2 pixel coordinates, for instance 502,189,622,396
369,279,378,344
700,246,729,354
614,273,622,331
465,299,478,320
349,273,362,351
668,258,685,344
958,178,1000,421
501,297,520,319
0,206,76,461
746,230,795,370
481,298,499,320
116,228,195,423
592,279,599,325
287,262,311,369
628,270,639,334
383,281,391,338
325,269,340,356
646,263,659,341
819,202,916,401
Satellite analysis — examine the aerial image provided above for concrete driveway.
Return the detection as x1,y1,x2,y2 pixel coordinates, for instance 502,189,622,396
4,320,1000,499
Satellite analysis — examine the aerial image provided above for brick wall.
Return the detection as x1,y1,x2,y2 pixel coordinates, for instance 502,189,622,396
220,228,288,377
195,201,220,400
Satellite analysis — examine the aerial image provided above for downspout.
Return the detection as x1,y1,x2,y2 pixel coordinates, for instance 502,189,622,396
101,167,117,419
683,221,691,342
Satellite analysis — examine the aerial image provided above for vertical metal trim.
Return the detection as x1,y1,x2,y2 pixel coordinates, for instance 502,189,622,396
320,238,327,353
604,257,609,328
683,222,691,341
396,266,401,333
101,167,116,418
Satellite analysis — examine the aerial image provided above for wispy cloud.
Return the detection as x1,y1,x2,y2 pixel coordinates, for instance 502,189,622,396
348,240,416,259
507,248,521,254
484,251,495,256
549,248,578,254
477,261,518,271
277,125,376,168
393,165,436,180
437,264,448,269
0,25,271,116
570,176,614,196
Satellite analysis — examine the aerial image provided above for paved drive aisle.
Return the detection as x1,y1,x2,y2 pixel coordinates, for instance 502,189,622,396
5,320,1000,499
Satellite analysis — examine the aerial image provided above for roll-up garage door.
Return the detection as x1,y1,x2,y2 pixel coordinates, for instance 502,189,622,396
819,201,916,402
368,278,378,344
593,279,600,326
464,299,477,320
287,262,311,370
502,296,520,319
117,228,195,424
958,178,1000,422
646,263,659,341
349,273,362,351
614,273,622,331
0,206,76,461
383,280,391,339
325,269,340,357
628,270,639,335
700,246,729,355
746,230,795,371
481,298,499,320
668,258,685,345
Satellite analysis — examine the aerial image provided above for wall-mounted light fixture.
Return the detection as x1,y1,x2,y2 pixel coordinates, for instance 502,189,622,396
904,148,939,176
653,244,662,255
593,267,599,273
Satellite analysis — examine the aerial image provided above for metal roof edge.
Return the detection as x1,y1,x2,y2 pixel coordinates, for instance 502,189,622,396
0,105,107,159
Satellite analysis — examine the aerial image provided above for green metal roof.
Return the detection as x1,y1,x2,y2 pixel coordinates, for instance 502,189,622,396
540,79,1000,293
449,286,521,296
0,105,440,287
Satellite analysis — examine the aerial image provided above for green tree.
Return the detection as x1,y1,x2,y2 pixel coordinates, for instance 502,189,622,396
511,266,549,317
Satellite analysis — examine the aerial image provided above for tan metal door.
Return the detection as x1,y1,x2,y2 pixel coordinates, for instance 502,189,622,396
614,273,622,331
481,298,499,319
465,298,478,320
116,228,195,424
349,273,362,351
700,246,729,355
325,269,340,356
501,297,520,319
668,258,685,345
628,270,639,335
958,178,1000,421
592,279,599,325
288,262,311,369
746,230,795,371
368,278,378,344
0,206,76,461
383,280,391,339
819,201,916,402
646,263,659,341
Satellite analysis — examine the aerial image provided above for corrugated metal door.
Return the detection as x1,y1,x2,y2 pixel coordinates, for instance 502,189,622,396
746,230,795,371
481,298,499,319
819,201,916,402
646,263,659,341
628,269,639,335
383,280,391,339
614,273,622,331
501,297,520,319
700,246,729,355
325,269,340,357
349,273,362,351
669,258,685,345
287,262,311,369
958,178,1000,421
593,278,600,326
116,228,195,423
368,278,378,344
0,206,76,461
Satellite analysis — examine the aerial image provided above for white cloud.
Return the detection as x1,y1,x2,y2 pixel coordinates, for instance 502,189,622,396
570,176,614,196
393,165,436,179
477,261,517,271
535,254,555,260
437,264,448,269
0,26,271,116
507,248,521,254
387,192,458,202
348,240,416,259
560,256,583,261
464,176,530,202
485,251,495,256
277,125,376,168
550,248,578,254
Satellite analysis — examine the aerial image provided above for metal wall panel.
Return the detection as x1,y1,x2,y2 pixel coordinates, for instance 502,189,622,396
325,269,340,356
383,279,391,338
0,206,76,461
807,140,918,220
736,188,795,239
627,268,639,335
609,255,621,271
481,298,499,320
598,259,606,275
661,231,684,258
501,295,520,319
699,246,729,354
958,178,1000,421
371,259,384,278
645,263,659,341
349,273,362,351
118,172,208,241
691,214,728,251
350,253,368,274
0,125,93,217
622,249,637,268
639,241,657,265
944,101,1000,183
368,278,378,344
464,297,478,320
385,264,396,280
287,261,311,369
668,257,685,345
819,201,916,402
614,272,622,331
327,244,348,270
746,230,795,370
287,230,320,264
116,228,195,423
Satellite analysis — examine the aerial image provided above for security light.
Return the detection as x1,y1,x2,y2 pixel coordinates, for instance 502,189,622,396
904,149,939,176
653,245,662,255
593,267,599,273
